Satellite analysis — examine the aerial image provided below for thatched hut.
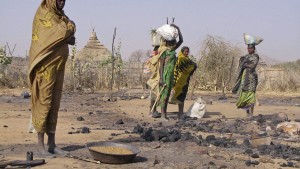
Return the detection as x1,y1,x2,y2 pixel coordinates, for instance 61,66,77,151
75,30,111,64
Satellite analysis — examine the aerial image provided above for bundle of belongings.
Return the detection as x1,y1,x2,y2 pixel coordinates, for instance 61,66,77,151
147,24,179,91
156,24,178,41
244,33,263,45
151,24,178,47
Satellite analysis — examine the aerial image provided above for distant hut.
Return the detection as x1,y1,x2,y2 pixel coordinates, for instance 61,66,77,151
70,30,113,90
75,29,111,64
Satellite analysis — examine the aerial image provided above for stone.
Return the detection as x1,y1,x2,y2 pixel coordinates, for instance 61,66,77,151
115,119,124,124
206,135,216,143
245,149,253,155
287,162,294,167
245,160,252,166
21,91,30,99
81,127,90,133
251,153,259,158
133,124,143,134
77,116,85,121
111,133,118,136
208,161,215,165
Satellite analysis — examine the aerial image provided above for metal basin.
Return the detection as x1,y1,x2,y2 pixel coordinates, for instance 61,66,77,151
86,141,140,164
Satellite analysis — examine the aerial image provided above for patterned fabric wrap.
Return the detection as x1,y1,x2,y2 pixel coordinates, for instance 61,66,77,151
233,54,259,109
236,71,256,108
170,51,196,103
233,54,259,93
147,46,172,103
28,0,75,133
157,50,177,109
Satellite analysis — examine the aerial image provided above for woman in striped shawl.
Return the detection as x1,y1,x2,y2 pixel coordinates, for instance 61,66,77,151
170,46,197,118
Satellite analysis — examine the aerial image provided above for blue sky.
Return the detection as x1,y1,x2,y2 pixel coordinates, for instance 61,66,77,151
0,0,299,61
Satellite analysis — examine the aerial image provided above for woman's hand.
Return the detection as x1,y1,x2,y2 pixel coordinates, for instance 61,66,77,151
67,20,76,32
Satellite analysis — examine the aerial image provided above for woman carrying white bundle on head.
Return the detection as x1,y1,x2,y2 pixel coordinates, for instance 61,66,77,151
232,33,263,118
147,24,183,121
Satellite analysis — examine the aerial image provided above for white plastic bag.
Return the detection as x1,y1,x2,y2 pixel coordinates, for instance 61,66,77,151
156,24,178,41
244,33,263,45
186,97,206,119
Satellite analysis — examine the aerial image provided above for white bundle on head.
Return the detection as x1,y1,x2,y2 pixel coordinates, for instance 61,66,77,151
244,33,263,45
156,24,178,41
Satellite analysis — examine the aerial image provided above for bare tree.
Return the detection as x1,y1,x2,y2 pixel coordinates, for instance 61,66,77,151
109,27,117,99
126,50,149,88
192,35,242,96
6,42,16,56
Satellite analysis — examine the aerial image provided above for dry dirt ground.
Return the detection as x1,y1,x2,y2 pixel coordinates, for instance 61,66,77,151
0,88,300,169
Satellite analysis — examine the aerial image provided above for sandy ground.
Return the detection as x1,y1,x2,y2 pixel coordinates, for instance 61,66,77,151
0,88,299,169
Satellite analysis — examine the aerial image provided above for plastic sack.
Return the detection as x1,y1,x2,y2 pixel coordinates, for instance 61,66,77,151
156,24,178,41
244,33,263,45
186,97,206,119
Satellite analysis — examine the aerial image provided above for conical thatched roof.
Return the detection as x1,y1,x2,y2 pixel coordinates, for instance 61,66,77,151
75,30,111,62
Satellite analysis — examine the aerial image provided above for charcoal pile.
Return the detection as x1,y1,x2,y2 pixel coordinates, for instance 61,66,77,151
131,112,299,165
133,124,181,142
194,135,239,148
132,124,238,148
257,144,300,161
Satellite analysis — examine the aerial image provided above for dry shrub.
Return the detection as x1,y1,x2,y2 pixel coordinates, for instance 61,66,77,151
267,60,300,92
195,35,242,93
0,57,28,88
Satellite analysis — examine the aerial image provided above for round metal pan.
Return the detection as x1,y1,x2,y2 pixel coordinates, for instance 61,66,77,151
86,141,140,164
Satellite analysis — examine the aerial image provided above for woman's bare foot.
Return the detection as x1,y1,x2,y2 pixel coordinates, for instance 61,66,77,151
37,147,56,158
161,112,169,121
48,147,69,156
37,133,56,158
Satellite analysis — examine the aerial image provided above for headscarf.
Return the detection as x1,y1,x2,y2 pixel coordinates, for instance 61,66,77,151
181,46,189,54
175,47,194,74
42,0,64,16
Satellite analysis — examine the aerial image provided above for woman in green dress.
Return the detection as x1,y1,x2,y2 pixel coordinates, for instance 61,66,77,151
232,44,259,118
157,24,183,120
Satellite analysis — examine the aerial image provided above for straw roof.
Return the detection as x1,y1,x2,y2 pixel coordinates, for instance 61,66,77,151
75,30,111,62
